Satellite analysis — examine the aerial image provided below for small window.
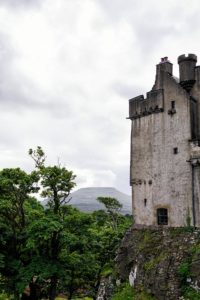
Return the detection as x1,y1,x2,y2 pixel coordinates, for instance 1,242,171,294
173,147,178,154
144,199,147,206
171,101,175,109
157,208,168,225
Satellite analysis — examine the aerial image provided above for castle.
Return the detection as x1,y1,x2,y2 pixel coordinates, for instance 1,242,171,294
129,54,200,227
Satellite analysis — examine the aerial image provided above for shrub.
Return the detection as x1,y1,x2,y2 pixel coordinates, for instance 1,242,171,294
183,287,200,299
112,283,134,300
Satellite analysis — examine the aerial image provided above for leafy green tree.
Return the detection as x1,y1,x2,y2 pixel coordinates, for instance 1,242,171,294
24,205,99,299
0,147,132,299
97,197,123,230
28,147,77,299
0,168,41,299
92,199,132,293
97,197,123,213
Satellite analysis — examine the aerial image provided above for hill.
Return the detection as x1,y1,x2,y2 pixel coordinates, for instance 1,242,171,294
68,187,132,215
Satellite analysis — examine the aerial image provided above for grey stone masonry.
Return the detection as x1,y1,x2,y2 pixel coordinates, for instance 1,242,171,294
129,54,200,227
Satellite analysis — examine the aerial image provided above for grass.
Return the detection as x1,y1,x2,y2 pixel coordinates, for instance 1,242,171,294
144,253,166,271
112,283,156,300
182,287,200,299
112,283,134,300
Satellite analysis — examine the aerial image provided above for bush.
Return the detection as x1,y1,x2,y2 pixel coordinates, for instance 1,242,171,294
0,293,13,300
112,283,134,300
183,287,200,299
178,262,191,279
112,283,156,300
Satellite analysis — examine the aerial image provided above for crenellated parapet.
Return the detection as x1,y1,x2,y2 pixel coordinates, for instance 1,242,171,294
129,89,164,119
178,54,197,92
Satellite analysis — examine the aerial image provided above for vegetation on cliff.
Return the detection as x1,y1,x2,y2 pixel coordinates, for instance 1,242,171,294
115,227,200,300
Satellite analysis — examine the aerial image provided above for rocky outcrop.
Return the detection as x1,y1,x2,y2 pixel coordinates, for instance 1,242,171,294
96,276,114,300
115,226,200,300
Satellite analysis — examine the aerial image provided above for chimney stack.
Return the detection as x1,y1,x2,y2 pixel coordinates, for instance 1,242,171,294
157,57,173,75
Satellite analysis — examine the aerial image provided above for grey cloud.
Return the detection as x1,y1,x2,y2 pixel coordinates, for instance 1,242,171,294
112,81,144,99
0,39,72,115
97,0,142,23
114,165,131,195
3,0,199,196
97,0,184,59
0,34,87,116
0,0,41,9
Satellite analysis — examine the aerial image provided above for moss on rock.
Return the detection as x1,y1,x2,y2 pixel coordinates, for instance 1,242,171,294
115,226,200,300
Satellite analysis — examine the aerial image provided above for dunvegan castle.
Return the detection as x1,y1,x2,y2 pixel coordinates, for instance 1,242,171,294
129,54,200,227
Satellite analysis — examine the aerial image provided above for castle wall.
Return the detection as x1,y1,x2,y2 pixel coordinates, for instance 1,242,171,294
130,73,193,226
190,142,200,227
191,66,200,139
194,166,200,226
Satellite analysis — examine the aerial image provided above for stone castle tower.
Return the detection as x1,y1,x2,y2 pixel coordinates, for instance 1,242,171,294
129,54,200,227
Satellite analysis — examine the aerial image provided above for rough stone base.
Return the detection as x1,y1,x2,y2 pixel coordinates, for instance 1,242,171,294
96,276,114,300
115,226,200,300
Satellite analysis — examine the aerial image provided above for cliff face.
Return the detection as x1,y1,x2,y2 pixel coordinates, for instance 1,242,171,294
115,226,200,300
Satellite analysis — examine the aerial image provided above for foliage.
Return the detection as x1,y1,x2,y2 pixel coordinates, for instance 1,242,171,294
0,292,13,300
144,253,167,271
0,167,42,299
191,243,200,260
112,283,156,300
100,264,113,277
97,197,122,213
97,197,122,230
91,202,132,285
0,146,132,299
112,283,134,300
178,261,191,280
178,245,200,298
138,231,152,251
133,290,156,300
182,287,200,299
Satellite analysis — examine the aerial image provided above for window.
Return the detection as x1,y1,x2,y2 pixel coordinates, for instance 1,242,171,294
144,199,147,207
173,147,178,154
168,101,176,115
171,101,175,109
157,208,168,225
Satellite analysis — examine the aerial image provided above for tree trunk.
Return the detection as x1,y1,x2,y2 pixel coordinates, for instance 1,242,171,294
14,290,20,300
94,267,103,296
68,271,74,300
49,275,57,300
29,281,40,300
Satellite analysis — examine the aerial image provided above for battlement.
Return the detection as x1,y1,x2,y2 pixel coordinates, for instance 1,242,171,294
129,89,164,119
178,54,197,63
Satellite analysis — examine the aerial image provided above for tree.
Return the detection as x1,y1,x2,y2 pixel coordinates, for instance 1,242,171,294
97,197,123,230
0,147,77,300
0,147,132,299
29,147,76,214
28,147,77,300
92,199,132,294
97,197,123,213
0,168,41,299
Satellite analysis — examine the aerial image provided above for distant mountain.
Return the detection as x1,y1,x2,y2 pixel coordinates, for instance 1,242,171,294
68,187,132,215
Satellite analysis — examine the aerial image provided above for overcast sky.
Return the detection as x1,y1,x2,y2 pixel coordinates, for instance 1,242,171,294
0,0,200,194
